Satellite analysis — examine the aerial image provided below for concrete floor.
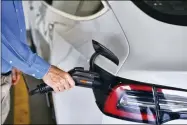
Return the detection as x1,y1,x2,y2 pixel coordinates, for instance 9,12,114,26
4,87,14,124
4,75,55,124
24,74,56,124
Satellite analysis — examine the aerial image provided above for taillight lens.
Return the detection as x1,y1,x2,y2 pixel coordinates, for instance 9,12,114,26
157,88,187,123
103,84,187,124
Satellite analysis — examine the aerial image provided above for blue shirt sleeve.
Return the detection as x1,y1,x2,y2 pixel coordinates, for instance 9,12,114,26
1,21,51,79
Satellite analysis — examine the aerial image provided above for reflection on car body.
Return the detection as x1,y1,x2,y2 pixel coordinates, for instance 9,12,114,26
27,0,187,124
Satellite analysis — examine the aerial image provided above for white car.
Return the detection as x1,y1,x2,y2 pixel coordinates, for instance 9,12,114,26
26,1,187,124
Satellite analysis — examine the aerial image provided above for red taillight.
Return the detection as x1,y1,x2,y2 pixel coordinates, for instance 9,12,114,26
104,84,156,124
103,84,187,124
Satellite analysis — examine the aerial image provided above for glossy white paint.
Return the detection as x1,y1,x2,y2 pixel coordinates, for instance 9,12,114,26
101,115,187,124
26,1,187,124
22,1,30,30
102,115,143,124
47,7,130,124
61,9,130,75
108,1,187,89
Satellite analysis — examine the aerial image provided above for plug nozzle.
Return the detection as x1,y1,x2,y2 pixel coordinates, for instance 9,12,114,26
29,83,53,95
29,88,40,95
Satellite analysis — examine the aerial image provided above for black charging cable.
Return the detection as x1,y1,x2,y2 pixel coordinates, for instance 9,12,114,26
29,67,102,95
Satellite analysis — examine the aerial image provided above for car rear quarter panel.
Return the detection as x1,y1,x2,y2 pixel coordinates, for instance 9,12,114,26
109,1,187,90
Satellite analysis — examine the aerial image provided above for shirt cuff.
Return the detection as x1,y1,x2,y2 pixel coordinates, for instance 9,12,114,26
31,55,51,79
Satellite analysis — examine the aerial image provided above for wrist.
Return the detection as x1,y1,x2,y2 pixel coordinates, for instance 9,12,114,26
31,55,51,79
42,65,52,80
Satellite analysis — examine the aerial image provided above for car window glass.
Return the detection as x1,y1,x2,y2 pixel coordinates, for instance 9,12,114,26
144,1,187,15
43,0,104,17
132,0,187,26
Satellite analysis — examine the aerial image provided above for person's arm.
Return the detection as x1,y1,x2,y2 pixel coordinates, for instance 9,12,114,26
1,21,75,92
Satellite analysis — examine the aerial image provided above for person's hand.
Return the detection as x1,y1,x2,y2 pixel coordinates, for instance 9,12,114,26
42,65,75,92
12,68,21,85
